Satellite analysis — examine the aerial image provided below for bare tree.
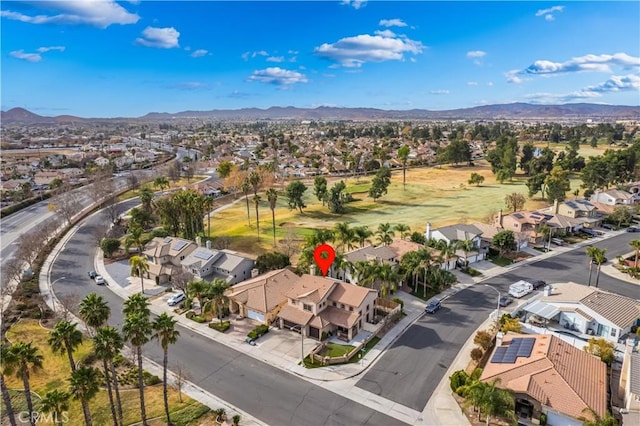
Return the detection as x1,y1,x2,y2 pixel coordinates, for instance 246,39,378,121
49,191,82,225
126,172,139,190
91,222,111,247
13,229,41,270
170,270,193,294
279,224,300,258
168,161,181,184
57,293,81,321
212,236,231,250
172,362,190,403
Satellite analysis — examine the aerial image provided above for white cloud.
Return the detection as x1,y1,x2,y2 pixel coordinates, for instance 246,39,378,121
315,33,424,68
241,50,269,61
466,50,486,58
267,56,284,63
247,67,308,86
467,81,478,86
0,1,139,28
341,0,367,10
190,49,208,58
10,50,42,62
505,70,523,84
374,29,396,38
430,90,450,95
535,5,564,21
170,82,207,90
136,27,180,49
487,81,494,87
37,46,65,53
379,18,407,27
524,74,640,103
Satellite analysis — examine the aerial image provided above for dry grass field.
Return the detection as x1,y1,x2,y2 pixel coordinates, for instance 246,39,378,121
208,161,582,256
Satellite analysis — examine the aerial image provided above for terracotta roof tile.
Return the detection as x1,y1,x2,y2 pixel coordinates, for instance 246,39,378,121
277,304,313,326
226,268,298,314
579,291,640,328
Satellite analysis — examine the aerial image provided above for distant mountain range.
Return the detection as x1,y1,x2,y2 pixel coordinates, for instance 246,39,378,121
2,103,639,124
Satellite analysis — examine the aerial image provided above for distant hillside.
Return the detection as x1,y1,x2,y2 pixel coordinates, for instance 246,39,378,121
2,103,639,124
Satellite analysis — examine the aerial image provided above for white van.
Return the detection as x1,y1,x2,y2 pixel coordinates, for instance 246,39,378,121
508,280,534,298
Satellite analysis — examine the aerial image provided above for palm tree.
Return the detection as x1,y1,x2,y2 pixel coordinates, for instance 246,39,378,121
125,224,145,254
241,179,251,226
456,239,475,268
417,248,433,297
40,389,71,426
585,246,598,287
629,239,640,268
152,313,180,425
438,240,458,271
123,311,153,426
129,255,150,294
48,320,83,373
378,263,397,298
69,366,101,426
394,223,411,240
139,187,154,215
592,247,607,288
94,326,124,426
352,261,374,287
153,176,169,192
2,342,43,426
353,225,373,248
334,222,356,252
398,145,410,190
188,279,208,315
376,223,395,246
253,194,262,237
0,344,18,426
206,279,230,323
123,292,151,317
266,188,278,246
79,293,110,335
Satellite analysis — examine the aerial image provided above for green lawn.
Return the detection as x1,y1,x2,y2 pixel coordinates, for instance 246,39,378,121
323,342,355,357
302,336,382,369
489,255,514,267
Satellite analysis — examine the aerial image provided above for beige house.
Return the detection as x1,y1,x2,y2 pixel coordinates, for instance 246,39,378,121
481,333,607,426
494,210,548,244
538,199,602,230
226,268,298,324
143,236,197,284
277,275,378,341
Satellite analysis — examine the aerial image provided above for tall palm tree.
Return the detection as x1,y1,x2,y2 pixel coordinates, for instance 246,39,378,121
139,187,154,215
69,366,101,426
398,145,410,190
334,222,356,252
456,239,475,268
592,247,607,288
188,279,208,315
376,223,395,246
266,188,278,246
125,224,145,254
241,179,251,226
394,224,411,240
2,342,44,426
438,240,458,271
40,389,71,426
352,261,374,287
129,255,150,294
0,344,18,426
206,279,230,323
48,320,83,373
378,263,397,299
417,248,433,297
152,313,180,425
585,246,598,287
253,194,262,237
123,292,151,317
629,239,640,268
353,225,372,248
123,311,153,426
94,326,124,426
79,293,111,335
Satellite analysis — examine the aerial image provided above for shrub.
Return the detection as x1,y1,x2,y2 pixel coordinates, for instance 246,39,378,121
232,414,241,426
247,324,269,340
255,252,291,273
393,298,404,313
143,371,161,386
191,315,206,323
185,311,196,319
449,370,469,393
101,238,121,258
539,413,547,426
209,321,231,333
470,347,484,362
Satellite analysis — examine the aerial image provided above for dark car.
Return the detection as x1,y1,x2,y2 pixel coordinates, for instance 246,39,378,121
627,226,639,233
531,280,546,290
88,270,97,279
499,296,513,307
601,223,615,230
425,299,441,314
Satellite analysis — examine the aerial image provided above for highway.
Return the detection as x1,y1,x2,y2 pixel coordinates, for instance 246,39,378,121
355,233,640,411
49,200,403,425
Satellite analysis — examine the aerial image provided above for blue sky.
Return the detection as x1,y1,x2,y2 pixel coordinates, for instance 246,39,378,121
1,1,639,117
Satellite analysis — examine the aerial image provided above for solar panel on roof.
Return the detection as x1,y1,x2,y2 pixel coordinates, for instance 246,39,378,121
194,249,213,260
164,237,173,243
491,347,508,363
502,353,517,363
566,201,578,208
172,241,188,251
513,213,524,219
514,337,535,357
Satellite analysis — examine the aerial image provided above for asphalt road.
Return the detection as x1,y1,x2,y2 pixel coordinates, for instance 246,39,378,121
356,232,640,411
50,202,403,426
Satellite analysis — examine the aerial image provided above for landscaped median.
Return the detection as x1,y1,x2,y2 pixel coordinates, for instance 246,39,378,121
302,336,381,369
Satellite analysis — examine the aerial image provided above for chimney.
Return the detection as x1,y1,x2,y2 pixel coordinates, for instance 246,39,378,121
498,209,503,227
543,285,552,296
425,222,432,241
496,331,504,347
205,240,212,249
553,199,559,214
251,268,259,278
196,236,202,247
310,264,317,276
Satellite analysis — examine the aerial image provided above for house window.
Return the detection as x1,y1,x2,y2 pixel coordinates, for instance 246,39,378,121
349,307,353,312
341,304,345,309
333,302,337,307
303,304,312,312
366,304,370,311
180,256,185,260
610,328,616,337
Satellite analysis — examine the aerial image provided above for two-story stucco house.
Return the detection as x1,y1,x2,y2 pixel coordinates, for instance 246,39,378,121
181,246,255,285
277,274,378,341
426,222,487,265
143,236,197,284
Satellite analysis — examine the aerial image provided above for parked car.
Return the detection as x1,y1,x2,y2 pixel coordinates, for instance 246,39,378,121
627,226,639,233
167,292,186,306
425,299,441,314
531,280,546,290
88,270,97,279
601,223,615,230
94,275,106,285
499,296,513,307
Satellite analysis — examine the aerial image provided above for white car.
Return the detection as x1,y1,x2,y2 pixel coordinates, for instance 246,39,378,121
94,275,106,285
167,292,186,306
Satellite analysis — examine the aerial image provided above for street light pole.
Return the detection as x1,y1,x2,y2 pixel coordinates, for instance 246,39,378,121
293,325,304,363
50,276,66,315
484,284,501,322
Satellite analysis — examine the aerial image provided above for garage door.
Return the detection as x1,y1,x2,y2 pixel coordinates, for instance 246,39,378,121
309,327,320,339
247,310,265,322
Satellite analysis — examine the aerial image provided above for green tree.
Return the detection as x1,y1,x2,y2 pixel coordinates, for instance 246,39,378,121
206,279,230,323
129,255,150,294
69,366,101,426
376,223,395,246
48,320,83,373
609,205,632,228
504,192,526,212
586,247,607,288
369,166,391,201
266,188,278,246
153,176,169,191
122,309,153,426
584,338,615,366
0,345,17,426
446,139,472,165
545,165,571,203
394,223,411,240
79,293,111,335
493,230,516,257
581,407,617,426
94,326,124,426
468,172,485,187
123,292,151,317
216,161,233,178
124,225,145,254
2,342,44,426
327,181,347,214
40,389,71,426
334,222,356,252
354,226,373,248
285,180,308,213
188,279,208,315
526,173,547,198
313,176,328,205
255,252,291,273
397,145,410,190
139,187,154,215
152,313,180,425
629,239,640,268
100,238,121,258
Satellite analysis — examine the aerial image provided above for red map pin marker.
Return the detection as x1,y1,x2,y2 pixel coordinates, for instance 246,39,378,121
313,243,336,277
